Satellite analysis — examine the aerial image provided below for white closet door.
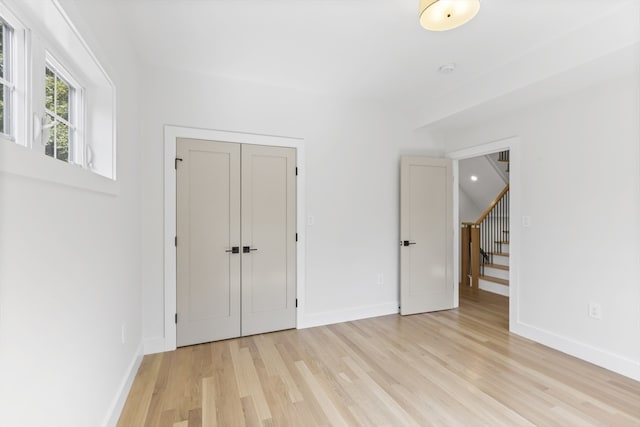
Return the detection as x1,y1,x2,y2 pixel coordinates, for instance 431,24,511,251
400,156,454,315
241,144,297,336
176,138,241,346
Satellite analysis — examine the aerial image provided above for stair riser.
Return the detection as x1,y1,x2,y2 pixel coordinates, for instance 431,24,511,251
483,267,508,280
496,243,509,253
491,254,509,266
479,280,509,297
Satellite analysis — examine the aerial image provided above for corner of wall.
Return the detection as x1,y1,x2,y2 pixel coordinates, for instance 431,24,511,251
300,301,399,329
144,337,167,355
101,342,144,427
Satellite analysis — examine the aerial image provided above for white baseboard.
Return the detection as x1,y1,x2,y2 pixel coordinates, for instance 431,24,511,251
102,342,144,427
144,336,167,355
511,321,640,381
479,281,509,297
300,301,399,329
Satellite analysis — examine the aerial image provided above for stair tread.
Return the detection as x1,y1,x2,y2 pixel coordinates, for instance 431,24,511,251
484,263,509,271
494,240,510,244
479,275,509,286
490,252,509,257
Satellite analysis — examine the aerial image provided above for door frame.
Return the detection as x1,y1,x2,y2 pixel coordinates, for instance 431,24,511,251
162,125,306,352
446,136,521,331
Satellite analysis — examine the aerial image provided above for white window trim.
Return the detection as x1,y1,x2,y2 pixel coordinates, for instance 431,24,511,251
0,2,28,147
44,52,85,167
0,0,117,194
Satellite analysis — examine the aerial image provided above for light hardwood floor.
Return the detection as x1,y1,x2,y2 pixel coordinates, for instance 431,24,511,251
118,288,640,426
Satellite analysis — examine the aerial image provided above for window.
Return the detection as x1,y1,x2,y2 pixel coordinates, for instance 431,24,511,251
0,0,116,188
0,19,14,138
44,63,81,164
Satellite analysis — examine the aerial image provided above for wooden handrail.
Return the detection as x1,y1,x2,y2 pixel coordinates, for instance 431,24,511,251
462,184,510,289
475,184,509,224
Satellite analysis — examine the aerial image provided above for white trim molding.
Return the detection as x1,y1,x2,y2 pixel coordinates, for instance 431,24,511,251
512,322,640,382
160,125,306,353
102,343,144,427
300,301,399,330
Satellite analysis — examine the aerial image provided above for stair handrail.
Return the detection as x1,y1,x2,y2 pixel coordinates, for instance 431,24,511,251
461,184,510,289
474,184,509,225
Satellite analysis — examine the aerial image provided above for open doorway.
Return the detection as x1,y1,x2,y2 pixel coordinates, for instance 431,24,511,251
448,137,520,331
459,151,510,295
458,150,510,328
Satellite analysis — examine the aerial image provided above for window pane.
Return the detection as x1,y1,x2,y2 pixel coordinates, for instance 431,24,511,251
45,68,55,112
2,83,10,135
45,113,55,157
55,76,70,121
56,121,69,162
0,24,4,79
0,85,4,133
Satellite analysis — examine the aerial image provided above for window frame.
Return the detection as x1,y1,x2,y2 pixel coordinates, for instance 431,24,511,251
43,53,84,166
0,0,116,192
0,2,27,147
0,19,15,138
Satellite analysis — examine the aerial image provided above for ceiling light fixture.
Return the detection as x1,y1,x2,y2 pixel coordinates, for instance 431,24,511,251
470,175,478,182
419,0,481,31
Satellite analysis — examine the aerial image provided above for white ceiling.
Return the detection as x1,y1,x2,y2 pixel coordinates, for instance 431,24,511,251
116,0,639,126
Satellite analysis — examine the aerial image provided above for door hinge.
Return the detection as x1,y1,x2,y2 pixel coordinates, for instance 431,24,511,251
175,157,183,169
295,298,298,308
175,236,177,247
175,313,178,324
296,233,298,242
295,167,298,176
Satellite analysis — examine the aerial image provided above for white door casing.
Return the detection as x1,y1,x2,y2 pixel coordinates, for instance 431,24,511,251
176,139,297,346
162,126,305,354
400,156,454,315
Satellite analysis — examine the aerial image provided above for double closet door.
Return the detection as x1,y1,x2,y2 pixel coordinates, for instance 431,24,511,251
176,138,297,347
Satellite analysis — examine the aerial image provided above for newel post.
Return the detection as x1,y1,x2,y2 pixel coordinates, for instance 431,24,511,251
461,224,471,287
470,224,480,288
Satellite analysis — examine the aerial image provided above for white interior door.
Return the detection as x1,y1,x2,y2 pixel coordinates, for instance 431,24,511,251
176,140,296,346
176,138,241,346
400,156,454,315
241,144,297,336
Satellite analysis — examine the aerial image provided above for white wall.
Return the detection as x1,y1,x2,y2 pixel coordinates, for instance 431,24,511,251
140,67,430,347
459,188,482,223
0,1,143,426
442,73,640,379
459,155,507,216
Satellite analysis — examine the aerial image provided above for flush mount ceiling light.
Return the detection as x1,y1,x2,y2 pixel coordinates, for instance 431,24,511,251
419,0,481,31
470,175,478,182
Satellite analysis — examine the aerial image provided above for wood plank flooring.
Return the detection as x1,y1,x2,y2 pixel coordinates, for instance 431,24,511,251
118,289,640,426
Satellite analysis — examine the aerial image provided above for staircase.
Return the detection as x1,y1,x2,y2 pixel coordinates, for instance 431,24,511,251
461,151,510,296
479,229,509,296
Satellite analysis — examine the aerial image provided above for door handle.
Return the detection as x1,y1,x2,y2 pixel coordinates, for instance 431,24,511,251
243,246,258,253
225,246,240,254
401,240,417,247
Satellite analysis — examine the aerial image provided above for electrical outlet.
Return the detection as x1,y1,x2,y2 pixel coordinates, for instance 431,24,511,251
121,323,127,344
522,216,532,227
376,273,384,285
588,302,602,320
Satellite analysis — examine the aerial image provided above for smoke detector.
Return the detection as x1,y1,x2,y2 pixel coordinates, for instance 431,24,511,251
438,63,457,74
